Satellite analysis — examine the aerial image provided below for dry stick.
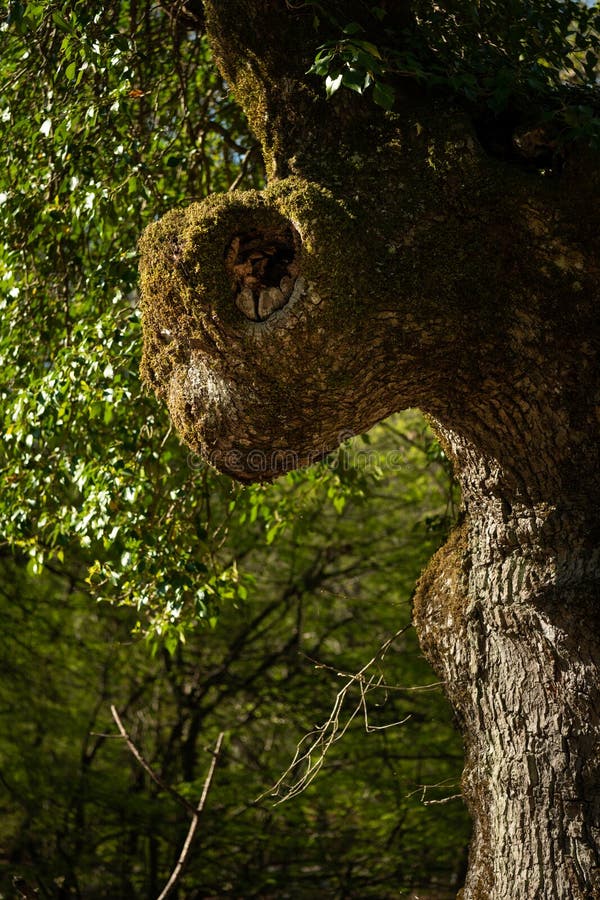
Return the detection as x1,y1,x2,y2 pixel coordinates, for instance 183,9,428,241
228,145,259,191
259,625,414,804
110,705,196,815
110,706,224,900
157,731,225,900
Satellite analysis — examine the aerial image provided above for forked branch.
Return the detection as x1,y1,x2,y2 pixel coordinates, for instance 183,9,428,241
110,705,224,900
258,624,414,804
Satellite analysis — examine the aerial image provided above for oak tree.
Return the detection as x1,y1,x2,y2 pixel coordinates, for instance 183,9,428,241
140,1,600,897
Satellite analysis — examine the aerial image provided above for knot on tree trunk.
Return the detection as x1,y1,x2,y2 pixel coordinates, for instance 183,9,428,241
138,177,409,481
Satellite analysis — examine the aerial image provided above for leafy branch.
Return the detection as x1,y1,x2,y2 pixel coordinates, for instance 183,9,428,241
306,0,600,146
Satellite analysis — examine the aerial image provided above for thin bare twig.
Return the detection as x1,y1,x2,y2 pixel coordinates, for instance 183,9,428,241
257,625,413,805
228,144,260,191
407,779,463,805
423,793,463,806
110,705,196,815
305,655,446,693
110,706,225,899
157,732,225,900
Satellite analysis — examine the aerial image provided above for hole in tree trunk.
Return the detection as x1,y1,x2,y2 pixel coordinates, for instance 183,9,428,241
225,225,301,322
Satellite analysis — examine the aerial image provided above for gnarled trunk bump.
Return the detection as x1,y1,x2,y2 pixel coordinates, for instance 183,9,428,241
139,3,600,896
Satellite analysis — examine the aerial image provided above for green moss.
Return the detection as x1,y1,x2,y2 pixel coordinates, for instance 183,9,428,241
139,171,390,401
413,521,470,667
266,178,369,311
139,189,296,395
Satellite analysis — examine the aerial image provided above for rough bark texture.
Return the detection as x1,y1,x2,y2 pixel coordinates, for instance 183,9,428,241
139,3,600,896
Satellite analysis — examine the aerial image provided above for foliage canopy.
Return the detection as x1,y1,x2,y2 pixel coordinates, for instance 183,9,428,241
309,0,600,148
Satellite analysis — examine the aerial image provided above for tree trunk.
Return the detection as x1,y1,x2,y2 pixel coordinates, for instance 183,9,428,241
415,458,600,898
140,3,600,895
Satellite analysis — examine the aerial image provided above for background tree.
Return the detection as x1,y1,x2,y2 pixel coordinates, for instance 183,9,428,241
0,422,469,898
138,1,600,898
1,3,470,897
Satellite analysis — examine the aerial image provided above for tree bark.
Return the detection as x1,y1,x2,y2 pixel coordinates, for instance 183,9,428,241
140,3,600,896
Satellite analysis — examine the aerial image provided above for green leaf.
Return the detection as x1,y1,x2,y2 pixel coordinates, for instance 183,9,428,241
371,6,386,21
341,67,366,93
333,494,346,514
308,46,334,77
51,11,74,34
373,80,395,110
164,631,179,656
343,22,364,36
325,72,343,97
350,39,382,60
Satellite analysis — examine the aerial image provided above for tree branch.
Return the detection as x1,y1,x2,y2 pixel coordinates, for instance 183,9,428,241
111,706,225,899
258,625,412,804
110,704,197,815
157,731,225,900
